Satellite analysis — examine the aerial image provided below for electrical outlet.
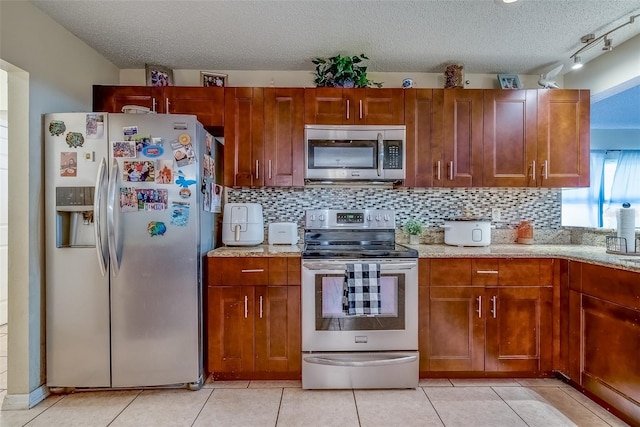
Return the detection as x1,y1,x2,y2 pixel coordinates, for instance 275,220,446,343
491,208,501,222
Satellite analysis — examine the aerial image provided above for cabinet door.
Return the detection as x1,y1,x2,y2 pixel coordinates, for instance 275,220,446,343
485,287,552,372
360,89,404,125
483,90,538,187
404,89,444,187
428,286,484,371
254,286,301,375
443,89,484,187
207,286,255,376
93,85,161,113
264,88,305,187
305,88,350,124
163,87,224,127
224,87,265,187
581,295,640,421
537,89,590,187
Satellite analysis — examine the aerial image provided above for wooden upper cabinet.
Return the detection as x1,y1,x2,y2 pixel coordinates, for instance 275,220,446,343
483,90,538,187
162,87,224,127
442,89,484,187
264,88,305,187
404,89,444,187
224,87,265,187
537,89,590,187
93,85,161,113
305,88,404,125
93,85,224,127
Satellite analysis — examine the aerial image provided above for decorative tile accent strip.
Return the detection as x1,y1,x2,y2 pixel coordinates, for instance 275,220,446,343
227,187,562,231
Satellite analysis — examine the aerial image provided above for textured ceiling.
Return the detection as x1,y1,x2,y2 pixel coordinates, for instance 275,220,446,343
31,0,640,76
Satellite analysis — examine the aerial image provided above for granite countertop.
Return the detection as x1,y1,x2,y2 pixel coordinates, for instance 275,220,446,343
208,244,640,273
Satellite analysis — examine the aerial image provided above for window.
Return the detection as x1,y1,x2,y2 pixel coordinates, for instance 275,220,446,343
562,150,640,228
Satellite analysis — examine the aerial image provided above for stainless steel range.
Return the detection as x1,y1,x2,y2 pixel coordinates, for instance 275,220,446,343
301,209,419,389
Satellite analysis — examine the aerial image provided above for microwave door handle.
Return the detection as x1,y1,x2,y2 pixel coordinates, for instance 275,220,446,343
377,133,383,177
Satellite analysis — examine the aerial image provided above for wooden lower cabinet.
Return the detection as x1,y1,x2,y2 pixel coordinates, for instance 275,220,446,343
206,257,301,380
568,262,640,424
423,258,553,375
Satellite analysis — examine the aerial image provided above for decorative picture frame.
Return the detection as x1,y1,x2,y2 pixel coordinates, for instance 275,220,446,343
145,64,173,87
497,74,522,90
200,71,227,87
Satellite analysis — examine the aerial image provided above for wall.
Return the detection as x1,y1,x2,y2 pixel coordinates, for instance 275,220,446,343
119,68,546,90
0,1,119,408
227,187,569,245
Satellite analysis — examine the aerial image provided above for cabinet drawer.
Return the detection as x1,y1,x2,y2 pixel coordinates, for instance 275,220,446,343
498,259,552,286
430,259,472,286
208,258,269,286
472,259,498,286
581,263,640,310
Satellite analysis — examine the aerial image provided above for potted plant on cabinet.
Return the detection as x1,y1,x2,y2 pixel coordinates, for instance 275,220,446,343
404,219,424,245
312,54,382,88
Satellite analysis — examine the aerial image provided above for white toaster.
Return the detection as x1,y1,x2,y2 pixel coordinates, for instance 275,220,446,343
268,222,299,245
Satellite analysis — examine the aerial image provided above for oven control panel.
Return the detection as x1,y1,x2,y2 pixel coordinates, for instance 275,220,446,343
305,209,396,229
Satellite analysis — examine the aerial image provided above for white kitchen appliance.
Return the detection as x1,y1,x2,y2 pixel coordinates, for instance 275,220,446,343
268,222,299,245
443,218,492,247
45,112,224,391
222,203,264,246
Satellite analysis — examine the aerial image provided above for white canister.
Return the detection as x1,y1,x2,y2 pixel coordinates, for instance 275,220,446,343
443,218,492,247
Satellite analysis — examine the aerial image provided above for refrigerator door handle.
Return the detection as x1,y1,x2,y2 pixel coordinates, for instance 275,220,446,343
94,157,108,276
107,158,120,276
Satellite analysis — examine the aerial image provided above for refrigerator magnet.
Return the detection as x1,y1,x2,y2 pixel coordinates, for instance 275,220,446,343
49,120,66,137
142,145,164,158
59,152,77,177
171,140,195,167
65,132,84,148
123,126,138,139
170,202,190,227
178,133,191,145
136,188,168,211
119,187,138,212
112,141,137,158
123,160,155,182
85,114,105,139
156,160,173,184
147,221,167,237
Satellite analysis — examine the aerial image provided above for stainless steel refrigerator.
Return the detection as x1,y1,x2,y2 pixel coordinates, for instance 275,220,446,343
44,112,224,390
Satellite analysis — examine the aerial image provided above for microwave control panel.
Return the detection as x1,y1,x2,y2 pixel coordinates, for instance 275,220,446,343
383,141,403,169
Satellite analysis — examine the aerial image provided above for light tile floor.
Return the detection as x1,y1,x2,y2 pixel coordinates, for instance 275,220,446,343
0,327,631,427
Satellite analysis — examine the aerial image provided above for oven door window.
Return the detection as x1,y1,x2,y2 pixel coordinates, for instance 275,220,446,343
315,274,405,331
308,140,376,169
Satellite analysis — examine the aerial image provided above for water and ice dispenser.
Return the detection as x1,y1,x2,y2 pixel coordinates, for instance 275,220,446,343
55,186,95,248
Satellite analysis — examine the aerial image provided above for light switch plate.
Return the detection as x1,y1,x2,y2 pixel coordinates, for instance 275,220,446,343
491,208,501,222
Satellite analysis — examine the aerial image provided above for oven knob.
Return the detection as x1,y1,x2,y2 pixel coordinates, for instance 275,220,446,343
366,214,372,221
310,214,315,221
319,214,325,221
384,214,389,221
375,215,381,221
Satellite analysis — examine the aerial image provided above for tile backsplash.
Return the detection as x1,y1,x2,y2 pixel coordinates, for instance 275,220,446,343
227,186,562,231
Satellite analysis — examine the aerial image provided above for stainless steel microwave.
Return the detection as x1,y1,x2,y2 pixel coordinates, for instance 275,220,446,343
304,125,406,183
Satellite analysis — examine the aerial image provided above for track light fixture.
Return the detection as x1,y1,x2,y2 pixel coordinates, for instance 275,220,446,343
569,12,639,70
572,56,583,70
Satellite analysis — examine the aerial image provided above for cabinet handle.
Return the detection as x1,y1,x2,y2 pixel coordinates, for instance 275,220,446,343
255,160,259,180
346,99,350,120
359,100,363,120
491,295,497,318
152,98,157,112
531,160,536,181
476,295,482,318
476,270,499,274
543,160,548,180
268,160,272,180
436,161,441,181
165,98,170,114
244,295,248,319
241,269,264,273
259,295,263,319
448,161,454,180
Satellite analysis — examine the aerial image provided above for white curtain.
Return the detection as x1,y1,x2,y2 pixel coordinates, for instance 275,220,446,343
609,151,640,207
562,151,606,227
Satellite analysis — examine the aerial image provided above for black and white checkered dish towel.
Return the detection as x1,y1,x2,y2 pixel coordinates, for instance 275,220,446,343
343,263,381,315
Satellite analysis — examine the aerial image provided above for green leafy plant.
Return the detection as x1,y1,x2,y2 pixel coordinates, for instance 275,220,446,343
404,219,424,236
312,54,382,88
